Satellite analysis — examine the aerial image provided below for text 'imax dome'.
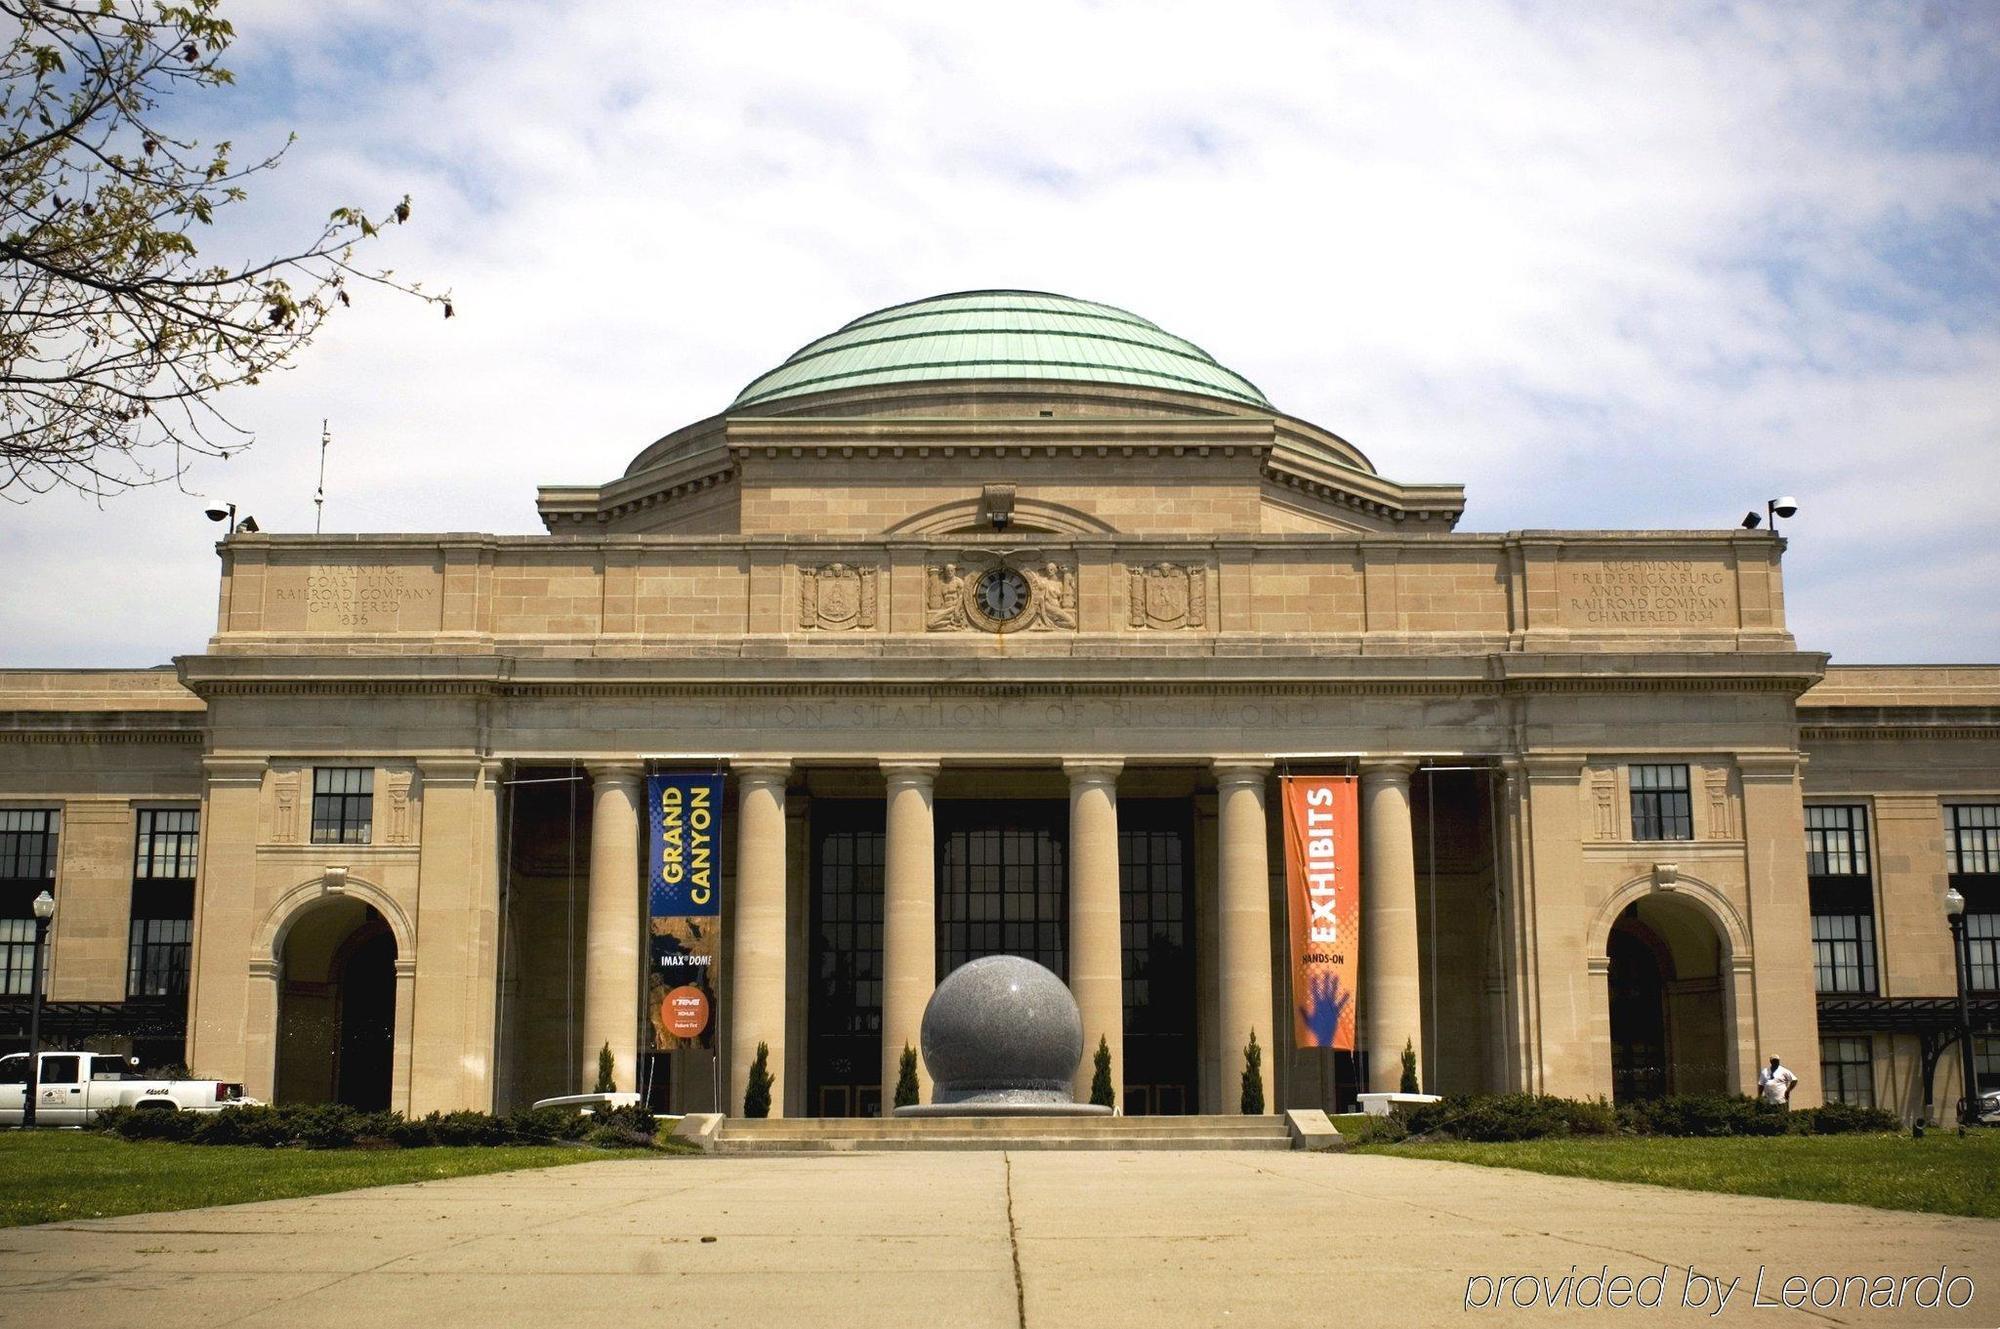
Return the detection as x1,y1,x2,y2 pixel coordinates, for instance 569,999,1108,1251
730,289,1272,412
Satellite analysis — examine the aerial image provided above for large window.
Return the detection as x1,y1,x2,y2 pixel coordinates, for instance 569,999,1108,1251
311,768,374,845
1629,765,1692,841
1819,1036,1874,1108
936,809,1067,980
129,809,197,999
1968,912,1999,994
0,918,40,996
0,808,58,880
1946,805,1999,993
1947,805,2000,875
0,809,58,996
134,807,199,879
1806,806,1876,995
128,918,193,997
1976,1035,2000,1096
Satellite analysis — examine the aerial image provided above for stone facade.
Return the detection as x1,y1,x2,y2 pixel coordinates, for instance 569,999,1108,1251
4,294,1995,1124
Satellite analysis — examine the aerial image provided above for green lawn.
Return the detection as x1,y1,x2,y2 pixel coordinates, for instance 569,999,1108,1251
0,1131,633,1228
1354,1132,2000,1219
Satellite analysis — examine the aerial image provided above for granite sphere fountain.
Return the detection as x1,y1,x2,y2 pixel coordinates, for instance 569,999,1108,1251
894,954,1111,1116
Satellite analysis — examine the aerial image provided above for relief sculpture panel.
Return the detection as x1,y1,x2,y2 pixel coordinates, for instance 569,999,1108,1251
799,562,878,631
1128,561,1206,630
927,554,1076,632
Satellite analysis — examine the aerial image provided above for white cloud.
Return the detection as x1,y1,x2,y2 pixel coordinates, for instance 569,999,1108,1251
6,0,1997,666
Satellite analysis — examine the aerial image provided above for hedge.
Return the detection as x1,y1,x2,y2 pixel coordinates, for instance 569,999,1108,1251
90,1101,668,1150
1349,1092,1901,1144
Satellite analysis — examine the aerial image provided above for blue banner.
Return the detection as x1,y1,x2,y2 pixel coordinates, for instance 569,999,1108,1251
648,773,723,917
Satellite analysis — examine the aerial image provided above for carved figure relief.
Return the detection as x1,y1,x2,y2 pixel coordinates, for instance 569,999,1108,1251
926,562,970,630
800,562,878,631
272,770,300,843
1705,768,1734,839
1024,561,1077,630
1128,562,1206,630
926,555,1077,632
384,770,415,844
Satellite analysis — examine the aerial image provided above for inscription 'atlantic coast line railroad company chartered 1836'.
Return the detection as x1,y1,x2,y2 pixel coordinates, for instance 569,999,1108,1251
273,566,436,628
1563,561,1733,627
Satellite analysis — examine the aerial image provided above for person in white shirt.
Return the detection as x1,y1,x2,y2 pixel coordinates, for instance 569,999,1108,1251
1758,1056,1799,1107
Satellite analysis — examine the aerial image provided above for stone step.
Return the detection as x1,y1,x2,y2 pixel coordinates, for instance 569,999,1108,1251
721,1114,1283,1137
717,1134,1293,1154
710,1113,1298,1153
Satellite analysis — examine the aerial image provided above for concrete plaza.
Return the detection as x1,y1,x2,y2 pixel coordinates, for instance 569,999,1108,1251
3,1151,1996,1327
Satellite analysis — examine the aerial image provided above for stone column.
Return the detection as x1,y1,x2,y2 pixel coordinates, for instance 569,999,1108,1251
1361,759,1422,1094
881,761,940,1113
1065,761,1124,1103
1215,761,1274,1113
583,763,643,1095
730,762,791,1117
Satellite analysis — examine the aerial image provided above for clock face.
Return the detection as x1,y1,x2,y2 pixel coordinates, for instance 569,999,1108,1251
975,566,1030,622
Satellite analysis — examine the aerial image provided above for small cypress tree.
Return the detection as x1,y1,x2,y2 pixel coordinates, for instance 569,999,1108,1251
1399,1039,1420,1095
1089,1035,1116,1110
743,1040,774,1118
594,1042,616,1094
1240,1029,1265,1114
894,1043,920,1109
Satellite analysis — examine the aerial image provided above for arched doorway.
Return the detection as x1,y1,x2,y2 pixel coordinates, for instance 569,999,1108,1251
275,899,397,1109
1607,895,1729,1102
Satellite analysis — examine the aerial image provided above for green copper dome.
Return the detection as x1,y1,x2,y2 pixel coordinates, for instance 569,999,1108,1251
731,290,1272,411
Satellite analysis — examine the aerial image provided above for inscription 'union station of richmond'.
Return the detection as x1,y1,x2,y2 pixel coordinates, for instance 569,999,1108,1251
3,290,1996,1124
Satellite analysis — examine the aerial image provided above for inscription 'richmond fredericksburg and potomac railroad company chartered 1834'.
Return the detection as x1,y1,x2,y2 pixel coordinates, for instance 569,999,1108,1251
2,290,1995,1126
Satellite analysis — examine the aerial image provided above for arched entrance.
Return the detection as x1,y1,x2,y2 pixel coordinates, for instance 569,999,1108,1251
1607,894,1729,1102
275,899,397,1109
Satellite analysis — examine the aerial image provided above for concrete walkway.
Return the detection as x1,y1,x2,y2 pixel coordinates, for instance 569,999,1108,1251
3,1151,1995,1327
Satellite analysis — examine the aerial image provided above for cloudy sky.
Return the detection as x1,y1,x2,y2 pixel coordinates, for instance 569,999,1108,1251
5,0,1997,666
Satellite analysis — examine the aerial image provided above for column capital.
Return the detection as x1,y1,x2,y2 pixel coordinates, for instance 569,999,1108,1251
733,760,792,786
880,760,942,787
416,757,490,785
1062,759,1123,786
1358,757,1420,784
202,755,269,785
582,760,643,788
1210,759,1272,787
1734,752,1804,780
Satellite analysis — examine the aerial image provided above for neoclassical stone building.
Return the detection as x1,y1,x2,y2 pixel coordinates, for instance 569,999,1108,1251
3,291,1996,1122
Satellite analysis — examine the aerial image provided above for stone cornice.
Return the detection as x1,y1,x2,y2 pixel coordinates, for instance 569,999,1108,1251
171,659,1827,704
1801,723,2000,742
0,725,204,745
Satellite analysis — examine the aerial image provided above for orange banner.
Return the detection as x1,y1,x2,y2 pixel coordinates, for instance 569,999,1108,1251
1283,775,1360,1050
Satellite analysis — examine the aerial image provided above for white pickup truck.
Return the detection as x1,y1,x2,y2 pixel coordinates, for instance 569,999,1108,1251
0,1051,255,1126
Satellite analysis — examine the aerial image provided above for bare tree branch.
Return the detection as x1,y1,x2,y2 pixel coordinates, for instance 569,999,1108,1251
0,0,449,500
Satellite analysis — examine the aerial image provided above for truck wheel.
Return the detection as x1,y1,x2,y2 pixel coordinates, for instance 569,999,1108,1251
133,1101,178,1113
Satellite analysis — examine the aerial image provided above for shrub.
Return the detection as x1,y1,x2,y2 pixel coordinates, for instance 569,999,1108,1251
1344,1113,1409,1145
893,1044,920,1110
1402,1093,1617,1143
586,1102,660,1147
743,1041,773,1119
1089,1035,1116,1110
1795,1101,1900,1135
1399,1039,1420,1095
503,1105,595,1144
595,1043,617,1095
96,1104,201,1142
1240,1030,1265,1115
88,1100,656,1149
1617,1094,1789,1138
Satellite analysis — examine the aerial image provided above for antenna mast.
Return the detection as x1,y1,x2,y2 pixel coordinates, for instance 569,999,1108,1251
314,420,329,533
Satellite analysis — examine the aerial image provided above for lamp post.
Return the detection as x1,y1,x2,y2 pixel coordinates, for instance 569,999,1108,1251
1945,887,1984,1129
20,890,54,1129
